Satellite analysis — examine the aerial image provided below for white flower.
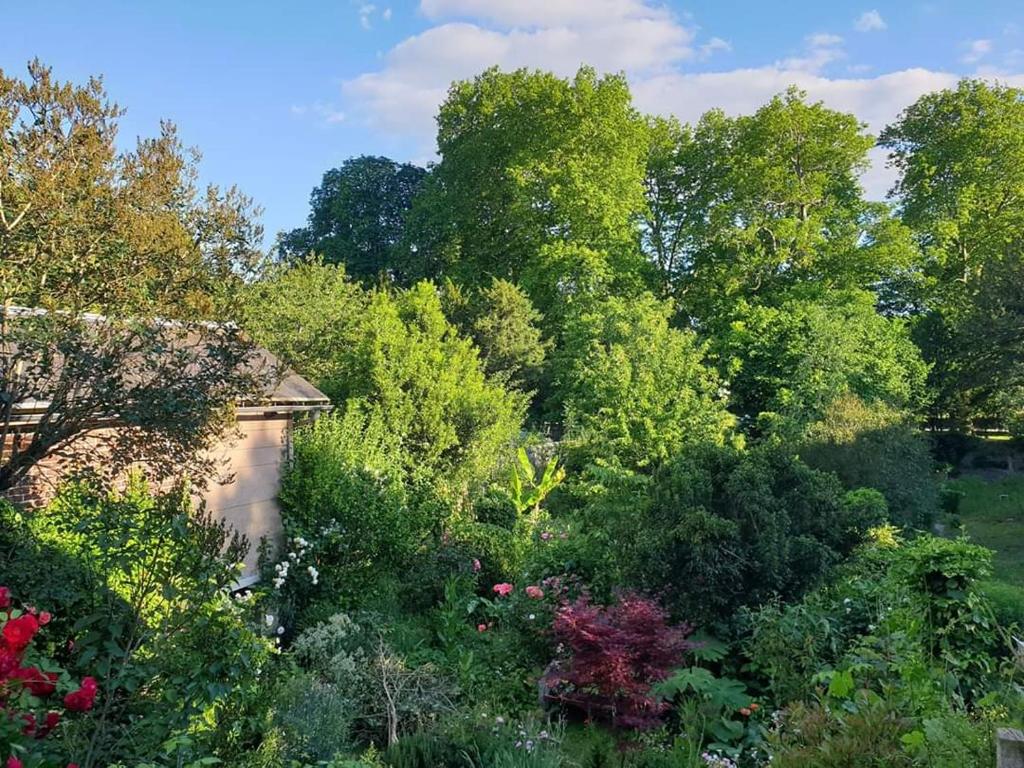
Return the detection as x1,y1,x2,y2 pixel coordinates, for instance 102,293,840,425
307,566,320,585
264,614,275,627
277,626,285,635
528,614,536,620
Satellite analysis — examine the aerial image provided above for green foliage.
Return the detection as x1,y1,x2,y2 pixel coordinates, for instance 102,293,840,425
882,79,1024,422
606,444,883,624
0,60,266,492
653,88,914,319
552,293,733,470
278,155,427,284
445,278,552,395
4,479,271,768
276,408,437,613
720,291,928,427
242,259,367,400
333,282,526,490
417,66,650,295
509,449,565,516
800,395,938,528
291,613,456,750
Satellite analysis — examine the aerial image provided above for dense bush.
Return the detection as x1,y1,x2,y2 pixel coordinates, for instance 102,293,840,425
545,594,694,730
719,291,928,427
1,480,271,768
0,585,97,768
579,444,885,625
551,293,734,470
799,395,938,528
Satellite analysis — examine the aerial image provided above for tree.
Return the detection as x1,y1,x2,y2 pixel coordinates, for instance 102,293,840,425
331,282,526,490
0,61,265,493
623,444,885,623
241,260,367,402
278,156,427,284
551,293,733,470
718,290,929,429
881,80,1024,422
799,394,938,528
443,278,551,394
412,67,651,297
646,89,915,321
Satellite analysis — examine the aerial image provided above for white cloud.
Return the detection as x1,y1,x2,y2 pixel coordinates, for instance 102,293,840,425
383,7,392,21
359,3,376,30
777,33,845,73
698,36,731,60
344,0,698,146
854,10,886,33
962,38,993,64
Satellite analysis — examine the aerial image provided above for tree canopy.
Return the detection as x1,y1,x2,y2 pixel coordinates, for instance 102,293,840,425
277,156,427,284
882,80,1024,423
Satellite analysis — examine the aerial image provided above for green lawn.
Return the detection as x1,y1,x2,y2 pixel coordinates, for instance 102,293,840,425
947,474,1024,586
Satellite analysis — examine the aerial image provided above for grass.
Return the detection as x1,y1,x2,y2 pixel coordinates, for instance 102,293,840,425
946,474,1024,587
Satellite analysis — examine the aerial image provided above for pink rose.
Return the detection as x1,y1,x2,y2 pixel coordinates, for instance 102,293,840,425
492,583,514,597
472,558,481,573
477,623,487,632
525,585,544,600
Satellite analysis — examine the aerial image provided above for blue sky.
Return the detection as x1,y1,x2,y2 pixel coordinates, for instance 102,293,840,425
4,1,1024,243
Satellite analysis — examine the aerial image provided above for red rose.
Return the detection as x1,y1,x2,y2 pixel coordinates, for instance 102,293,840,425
2,614,39,652
20,713,35,736
36,711,60,738
64,677,98,712
0,648,19,677
7,757,23,768
13,666,58,696
0,587,10,609
38,611,51,626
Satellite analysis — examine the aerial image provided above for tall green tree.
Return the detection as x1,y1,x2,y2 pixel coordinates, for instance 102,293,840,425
881,79,1024,421
241,260,367,401
278,155,427,284
443,278,551,394
412,67,650,301
644,89,915,320
551,293,733,470
718,290,929,428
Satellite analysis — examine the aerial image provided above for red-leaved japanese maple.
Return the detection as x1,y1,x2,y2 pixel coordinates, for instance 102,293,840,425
544,593,693,730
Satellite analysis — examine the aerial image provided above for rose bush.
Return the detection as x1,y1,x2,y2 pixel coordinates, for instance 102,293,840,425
0,586,95,768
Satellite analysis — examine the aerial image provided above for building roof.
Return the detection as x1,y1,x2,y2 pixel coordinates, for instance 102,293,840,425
250,346,331,407
3,306,331,416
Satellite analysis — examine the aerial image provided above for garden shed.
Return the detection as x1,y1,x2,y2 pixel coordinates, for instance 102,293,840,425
3,341,331,585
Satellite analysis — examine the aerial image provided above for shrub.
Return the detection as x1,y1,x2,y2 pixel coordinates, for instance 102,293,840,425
800,395,938,528
0,586,96,768
4,478,272,768
330,282,526,491
544,594,694,730
550,293,734,471
605,444,884,624
276,408,441,614
271,673,358,764
895,535,999,686
767,696,915,767
292,613,455,749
